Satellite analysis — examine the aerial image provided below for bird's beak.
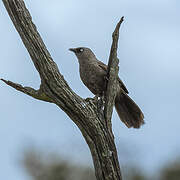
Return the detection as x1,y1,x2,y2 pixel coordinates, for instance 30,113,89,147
69,48,76,53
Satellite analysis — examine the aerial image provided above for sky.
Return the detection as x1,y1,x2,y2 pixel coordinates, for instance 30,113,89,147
0,0,180,179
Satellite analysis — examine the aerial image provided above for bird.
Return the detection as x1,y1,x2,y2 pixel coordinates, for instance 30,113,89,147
69,47,144,128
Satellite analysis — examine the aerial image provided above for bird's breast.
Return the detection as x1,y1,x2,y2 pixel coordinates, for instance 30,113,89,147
79,62,106,96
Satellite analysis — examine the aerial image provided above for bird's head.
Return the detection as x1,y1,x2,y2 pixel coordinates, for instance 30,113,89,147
69,47,96,62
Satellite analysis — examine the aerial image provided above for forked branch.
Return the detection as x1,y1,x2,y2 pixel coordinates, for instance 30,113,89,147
1,0,123,179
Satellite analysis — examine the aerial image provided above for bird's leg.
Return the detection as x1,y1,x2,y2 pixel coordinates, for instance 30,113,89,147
87,95,104,108
94,95,105,120
84,95,104,117
85,95,104,112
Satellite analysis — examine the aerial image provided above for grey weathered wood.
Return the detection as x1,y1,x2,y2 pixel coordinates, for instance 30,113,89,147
1,0,124,179
104,17,124,130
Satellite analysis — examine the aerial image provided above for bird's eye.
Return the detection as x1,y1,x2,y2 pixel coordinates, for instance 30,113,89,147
79,48,84,52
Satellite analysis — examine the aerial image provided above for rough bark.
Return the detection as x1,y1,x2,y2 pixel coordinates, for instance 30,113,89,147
1,0,124,179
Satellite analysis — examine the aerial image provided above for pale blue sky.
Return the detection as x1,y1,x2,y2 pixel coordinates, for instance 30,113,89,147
0,0,180,179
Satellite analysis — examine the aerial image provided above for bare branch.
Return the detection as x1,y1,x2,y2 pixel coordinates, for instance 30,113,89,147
1,79,53,103
104,17,124,128
2,0,85,112
2,1,123,179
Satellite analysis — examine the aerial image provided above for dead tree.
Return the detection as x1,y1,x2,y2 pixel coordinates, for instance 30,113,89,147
1,0,124,179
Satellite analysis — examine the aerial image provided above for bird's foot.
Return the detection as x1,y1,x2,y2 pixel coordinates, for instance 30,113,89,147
85,95,105,111
84,95,98,102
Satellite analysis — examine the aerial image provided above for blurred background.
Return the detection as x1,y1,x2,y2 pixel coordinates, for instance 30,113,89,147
0,0,180,179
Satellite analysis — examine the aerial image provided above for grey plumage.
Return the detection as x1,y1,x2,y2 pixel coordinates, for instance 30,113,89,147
69,47,144,128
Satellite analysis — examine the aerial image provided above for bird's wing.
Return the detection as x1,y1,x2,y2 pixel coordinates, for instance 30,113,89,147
97,60,129,94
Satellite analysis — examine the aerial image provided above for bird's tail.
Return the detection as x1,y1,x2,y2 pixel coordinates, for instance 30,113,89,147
115,91,144,128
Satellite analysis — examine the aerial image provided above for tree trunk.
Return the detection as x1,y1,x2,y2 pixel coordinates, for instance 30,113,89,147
1,0,124,179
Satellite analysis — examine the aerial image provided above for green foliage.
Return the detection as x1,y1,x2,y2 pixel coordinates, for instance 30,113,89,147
21,148,180,180
22,149,96,180
160,158,180,180
122,166,148,180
